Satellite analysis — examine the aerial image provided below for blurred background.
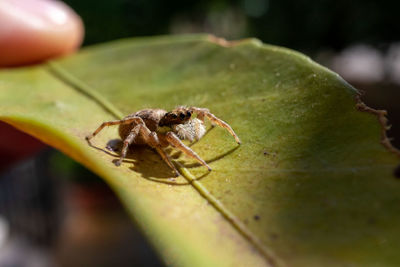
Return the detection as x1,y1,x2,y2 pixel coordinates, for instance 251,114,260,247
1,0,399,266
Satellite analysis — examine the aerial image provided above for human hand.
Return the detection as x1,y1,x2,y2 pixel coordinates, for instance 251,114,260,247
0,0,84,170
0,0,84,66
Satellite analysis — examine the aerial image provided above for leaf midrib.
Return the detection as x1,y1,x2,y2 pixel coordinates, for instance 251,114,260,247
46,60,283,267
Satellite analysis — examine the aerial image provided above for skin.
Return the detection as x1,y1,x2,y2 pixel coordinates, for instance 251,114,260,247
0,0,84,170
0,0,84,67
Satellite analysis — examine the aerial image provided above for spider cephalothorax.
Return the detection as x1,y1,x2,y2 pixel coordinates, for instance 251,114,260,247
86,106,240,176
159,106,192,126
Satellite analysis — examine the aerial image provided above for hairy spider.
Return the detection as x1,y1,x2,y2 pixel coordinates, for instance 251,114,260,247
86,106,241,176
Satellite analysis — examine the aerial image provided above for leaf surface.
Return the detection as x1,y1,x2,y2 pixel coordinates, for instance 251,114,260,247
1,34,399,266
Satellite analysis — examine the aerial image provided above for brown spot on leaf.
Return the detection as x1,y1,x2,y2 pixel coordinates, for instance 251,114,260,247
208,35,232,47
207,35,256,47
269,233,278,240
367,217,377,225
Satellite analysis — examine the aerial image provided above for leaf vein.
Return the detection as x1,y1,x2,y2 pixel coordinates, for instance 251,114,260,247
46,61,124,120
46,61,283,266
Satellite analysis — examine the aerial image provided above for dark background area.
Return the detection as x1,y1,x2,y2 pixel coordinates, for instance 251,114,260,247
65,0,400,51
1,1,399,266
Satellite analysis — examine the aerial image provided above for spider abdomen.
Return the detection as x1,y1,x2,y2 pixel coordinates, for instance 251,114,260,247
118,109,167,143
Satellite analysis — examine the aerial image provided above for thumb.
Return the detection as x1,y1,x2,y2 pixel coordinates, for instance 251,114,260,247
0,0,84,67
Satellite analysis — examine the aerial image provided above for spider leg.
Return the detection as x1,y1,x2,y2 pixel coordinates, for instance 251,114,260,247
189,107,241,144
132,125,180,176
165,132,212,171
115,124,141,166
86,117,143,141
154,146,180,177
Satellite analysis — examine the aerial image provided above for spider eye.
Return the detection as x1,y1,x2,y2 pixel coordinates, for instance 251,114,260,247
170,113,177,119
186,111,192,118
179,113,185,120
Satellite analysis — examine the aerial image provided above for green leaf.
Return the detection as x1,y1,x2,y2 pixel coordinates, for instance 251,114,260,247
1,34,399,266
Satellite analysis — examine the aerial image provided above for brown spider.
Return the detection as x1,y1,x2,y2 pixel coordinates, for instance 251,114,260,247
86,106,241,176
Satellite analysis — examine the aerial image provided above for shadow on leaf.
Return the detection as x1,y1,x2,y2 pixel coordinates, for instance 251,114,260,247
86,135,237,184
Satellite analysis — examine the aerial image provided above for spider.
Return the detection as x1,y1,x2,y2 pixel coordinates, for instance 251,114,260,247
86,106,241,176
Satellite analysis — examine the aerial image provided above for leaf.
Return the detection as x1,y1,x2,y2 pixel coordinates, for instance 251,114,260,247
1,34,399,266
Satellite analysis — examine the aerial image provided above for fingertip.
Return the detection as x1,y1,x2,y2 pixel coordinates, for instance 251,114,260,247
0,0,84,67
